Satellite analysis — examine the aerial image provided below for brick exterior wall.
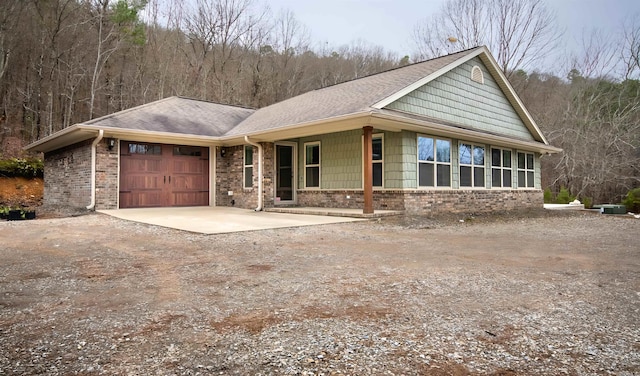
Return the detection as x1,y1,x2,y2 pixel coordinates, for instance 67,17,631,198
215,145,257,209
44,138,120,210
214,142,275,210
44,139,93,209
95,140,119,210
296,189,543,215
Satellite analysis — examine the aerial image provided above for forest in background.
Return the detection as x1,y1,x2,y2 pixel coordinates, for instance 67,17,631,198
0,0,638,205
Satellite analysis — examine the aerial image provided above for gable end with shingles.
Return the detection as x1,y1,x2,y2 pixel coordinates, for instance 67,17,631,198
385,56,534,141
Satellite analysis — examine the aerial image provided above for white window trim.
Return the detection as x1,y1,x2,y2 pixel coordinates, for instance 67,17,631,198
361,133,385,189
417,135,452,189
458,142,486,189
516,151,536,189
243,145,254,189
490,147,513,189
303,141,321,189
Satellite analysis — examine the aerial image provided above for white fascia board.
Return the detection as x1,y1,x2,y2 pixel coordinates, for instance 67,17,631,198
81,124,223,146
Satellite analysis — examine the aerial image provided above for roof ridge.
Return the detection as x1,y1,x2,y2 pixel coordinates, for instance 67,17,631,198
175,96,257,111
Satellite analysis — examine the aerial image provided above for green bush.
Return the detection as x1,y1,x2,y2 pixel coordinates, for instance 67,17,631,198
581,197,592,209
0,158,44,178
622,188,640,213
543,188,555,203
556,187,575,204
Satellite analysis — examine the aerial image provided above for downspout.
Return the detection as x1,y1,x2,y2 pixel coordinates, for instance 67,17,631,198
86,129,104,210
244,136,263,211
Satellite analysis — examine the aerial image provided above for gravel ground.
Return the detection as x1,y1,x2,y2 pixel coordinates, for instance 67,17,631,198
0,210,638,375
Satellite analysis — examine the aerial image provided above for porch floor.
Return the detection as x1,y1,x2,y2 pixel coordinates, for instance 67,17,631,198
264,206,404,218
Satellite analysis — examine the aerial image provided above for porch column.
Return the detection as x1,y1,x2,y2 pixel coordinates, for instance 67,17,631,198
363,126,374,214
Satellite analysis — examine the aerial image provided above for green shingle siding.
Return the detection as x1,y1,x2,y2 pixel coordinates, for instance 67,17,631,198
387,57,534,141
297,130,362,189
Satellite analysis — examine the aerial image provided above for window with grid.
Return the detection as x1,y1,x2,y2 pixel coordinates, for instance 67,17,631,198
304,142,320,188
244,145,253,188
459,143,485,188
491,148,512,188
517,152,535,188
418,136,451,187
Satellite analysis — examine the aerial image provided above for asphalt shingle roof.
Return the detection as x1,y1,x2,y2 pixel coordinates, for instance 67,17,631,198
81,48,481,138
84,97,255,137
225,48,478,136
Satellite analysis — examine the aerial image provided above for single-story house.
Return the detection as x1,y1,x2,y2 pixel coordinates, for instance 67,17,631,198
26,46,561,215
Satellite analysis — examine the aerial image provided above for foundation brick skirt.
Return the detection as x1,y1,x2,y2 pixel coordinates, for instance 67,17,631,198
295,189,543,215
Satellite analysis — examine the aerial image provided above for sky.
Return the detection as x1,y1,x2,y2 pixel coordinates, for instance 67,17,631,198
266,0,640,73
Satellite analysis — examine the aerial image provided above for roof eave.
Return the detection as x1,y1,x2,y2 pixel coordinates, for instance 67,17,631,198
24,125,97,153
25,124,226,153
220,111,374,144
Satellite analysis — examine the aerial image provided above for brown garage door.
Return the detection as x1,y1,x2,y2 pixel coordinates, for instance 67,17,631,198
119,142,209,208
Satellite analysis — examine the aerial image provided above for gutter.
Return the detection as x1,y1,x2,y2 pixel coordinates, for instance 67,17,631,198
244,136,263,211
86,130,104,210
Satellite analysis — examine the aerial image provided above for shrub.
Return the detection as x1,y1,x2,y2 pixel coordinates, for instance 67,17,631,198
556,187,575,204
622,188,640,213
581,197,592,209
0,158,44,178
543,188,555,203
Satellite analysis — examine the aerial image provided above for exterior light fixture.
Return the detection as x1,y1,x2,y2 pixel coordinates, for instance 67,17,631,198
107,138,116,150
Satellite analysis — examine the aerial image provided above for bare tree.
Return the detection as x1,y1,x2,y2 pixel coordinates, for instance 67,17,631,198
412,0,561,77
621,17,640,80
0,1,25,84
569,29,619,80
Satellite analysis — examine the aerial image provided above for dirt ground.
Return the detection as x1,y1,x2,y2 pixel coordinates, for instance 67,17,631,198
0,177,43,208
0,210,638,375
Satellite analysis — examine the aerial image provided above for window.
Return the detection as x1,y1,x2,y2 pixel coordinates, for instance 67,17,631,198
126,143,161,155
491,148,512,188
173,146,202,156
517,152,535,188
459,143,485,188
244,145,253,188
418,136,451,187
304,142,320,188
372,135,383,187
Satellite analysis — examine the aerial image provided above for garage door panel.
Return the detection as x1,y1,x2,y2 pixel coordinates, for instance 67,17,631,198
120,142,209,208
120,191,164,208
170,159,207,174
171,191,209,206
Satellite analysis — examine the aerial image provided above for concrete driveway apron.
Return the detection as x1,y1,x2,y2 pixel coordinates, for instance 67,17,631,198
98,206,365,234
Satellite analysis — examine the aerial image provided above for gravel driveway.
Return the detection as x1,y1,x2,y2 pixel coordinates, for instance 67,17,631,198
0,210,638,375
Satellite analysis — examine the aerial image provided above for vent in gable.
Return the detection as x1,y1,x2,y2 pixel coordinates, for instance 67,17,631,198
471,66,484,84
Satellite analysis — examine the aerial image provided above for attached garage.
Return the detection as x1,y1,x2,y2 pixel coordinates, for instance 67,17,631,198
119,141,210,208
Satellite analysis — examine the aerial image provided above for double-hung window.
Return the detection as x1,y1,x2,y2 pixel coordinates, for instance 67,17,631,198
517,152,535,188
372,135,384,187
418,136,451,187
459,143,485,188
243,145,253,188
304,142,320,188
491,148,512,188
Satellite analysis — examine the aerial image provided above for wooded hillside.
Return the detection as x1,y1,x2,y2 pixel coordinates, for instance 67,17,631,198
0,0,638,205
